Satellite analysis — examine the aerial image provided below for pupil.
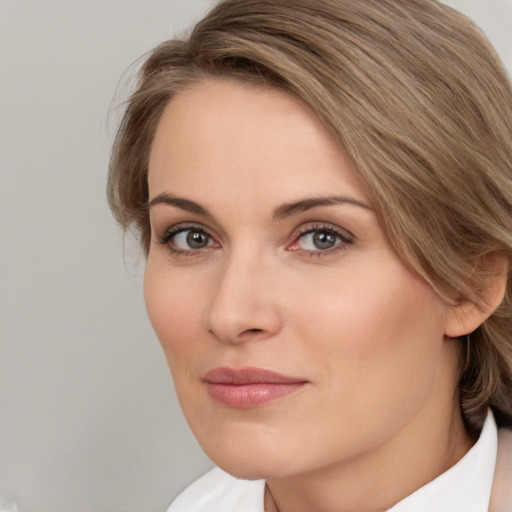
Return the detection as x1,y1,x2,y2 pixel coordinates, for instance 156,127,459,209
187,231,208,249
313,231,336,249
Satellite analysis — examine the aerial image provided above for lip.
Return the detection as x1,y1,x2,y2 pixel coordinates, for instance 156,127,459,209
202,367,309,409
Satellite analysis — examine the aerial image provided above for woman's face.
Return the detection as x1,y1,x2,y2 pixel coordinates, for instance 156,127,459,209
145,79,459,479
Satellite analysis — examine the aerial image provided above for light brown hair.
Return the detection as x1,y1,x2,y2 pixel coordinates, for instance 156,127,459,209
108,0,512,432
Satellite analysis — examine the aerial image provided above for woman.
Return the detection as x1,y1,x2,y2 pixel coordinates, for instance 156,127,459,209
108,0,512,510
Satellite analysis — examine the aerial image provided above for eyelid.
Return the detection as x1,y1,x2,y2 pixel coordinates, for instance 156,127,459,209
292,222,354,241
156,222,220,255
156,222,207,243
287,222,354,255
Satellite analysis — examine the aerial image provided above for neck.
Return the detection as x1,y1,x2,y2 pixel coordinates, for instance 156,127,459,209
265,401,473,512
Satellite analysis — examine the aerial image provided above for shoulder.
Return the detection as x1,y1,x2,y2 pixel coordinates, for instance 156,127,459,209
167,467,265,512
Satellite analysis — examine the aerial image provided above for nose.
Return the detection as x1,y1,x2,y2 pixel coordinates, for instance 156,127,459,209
205,249,282,344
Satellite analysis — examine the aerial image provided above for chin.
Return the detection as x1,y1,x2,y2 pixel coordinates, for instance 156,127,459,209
195,425,303,480
212,453,296,481
216,462,272,481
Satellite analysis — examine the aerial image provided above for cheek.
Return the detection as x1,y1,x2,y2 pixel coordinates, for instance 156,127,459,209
289,260,448,382
280,264,450,452
143,259,206,362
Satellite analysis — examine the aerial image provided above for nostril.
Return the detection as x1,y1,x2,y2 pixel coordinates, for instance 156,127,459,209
207,327,264,340
241,328,264,336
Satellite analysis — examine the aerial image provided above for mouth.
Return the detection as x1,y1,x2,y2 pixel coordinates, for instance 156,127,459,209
202,366,309,409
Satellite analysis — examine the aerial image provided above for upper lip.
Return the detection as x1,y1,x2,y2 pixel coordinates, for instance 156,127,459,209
202,366,308,385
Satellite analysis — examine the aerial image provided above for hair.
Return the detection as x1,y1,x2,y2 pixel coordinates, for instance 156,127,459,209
108,0,512,433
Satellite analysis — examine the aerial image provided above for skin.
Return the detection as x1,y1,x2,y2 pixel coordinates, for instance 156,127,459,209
145,78,475,512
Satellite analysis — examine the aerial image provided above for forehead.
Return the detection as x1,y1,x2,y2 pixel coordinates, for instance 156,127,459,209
148,78,367,207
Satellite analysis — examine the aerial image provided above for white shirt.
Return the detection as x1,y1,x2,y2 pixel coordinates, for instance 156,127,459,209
168,410,498,512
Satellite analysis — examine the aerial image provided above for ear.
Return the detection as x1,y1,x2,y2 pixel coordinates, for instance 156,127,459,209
445,254,509,338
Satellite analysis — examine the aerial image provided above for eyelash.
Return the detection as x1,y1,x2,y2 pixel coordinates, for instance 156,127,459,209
289,223,353,257
156,222,354,258
157,223,217,257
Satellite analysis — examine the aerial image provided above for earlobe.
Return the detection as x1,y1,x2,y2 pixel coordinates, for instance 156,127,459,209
445,255,508,338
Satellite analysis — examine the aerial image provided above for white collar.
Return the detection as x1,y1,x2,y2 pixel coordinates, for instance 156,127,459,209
387,409,498,512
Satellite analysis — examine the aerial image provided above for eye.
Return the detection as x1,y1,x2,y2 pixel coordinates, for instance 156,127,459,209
157,224,218,255
173,229,212,250
287,224,353,256
298,230,340,251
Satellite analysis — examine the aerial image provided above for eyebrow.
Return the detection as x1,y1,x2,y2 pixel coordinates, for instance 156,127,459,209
148,193,213,218
147,193,371,219
272,196,372,220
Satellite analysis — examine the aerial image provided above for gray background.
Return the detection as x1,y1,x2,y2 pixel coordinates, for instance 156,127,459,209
0,1,511,511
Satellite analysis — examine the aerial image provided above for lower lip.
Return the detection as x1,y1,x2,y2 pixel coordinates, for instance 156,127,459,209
204,382,306,408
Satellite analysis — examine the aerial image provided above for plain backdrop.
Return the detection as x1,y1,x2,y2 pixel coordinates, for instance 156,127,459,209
0,1,511,511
